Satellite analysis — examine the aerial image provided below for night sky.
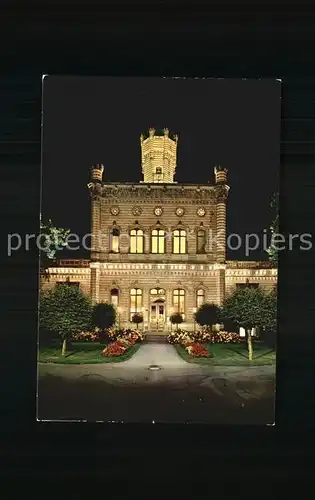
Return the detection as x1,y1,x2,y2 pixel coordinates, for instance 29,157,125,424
42,77,281,261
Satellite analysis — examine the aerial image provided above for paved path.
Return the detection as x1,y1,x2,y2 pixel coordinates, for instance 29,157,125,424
118,343,192,367
38,341,275,422
38,341,275,388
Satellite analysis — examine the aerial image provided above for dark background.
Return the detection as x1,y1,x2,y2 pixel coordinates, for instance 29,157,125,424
42,77,281,260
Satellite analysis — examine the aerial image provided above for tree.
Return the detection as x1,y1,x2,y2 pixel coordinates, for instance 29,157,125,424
221,287,277,361
258,287,278,348
266,192,279,265
39,284,92,356
92,303,116,343
194,303,221,329
40,217,71,260
131,312,143,329
170,312,183,331
39,217,71,280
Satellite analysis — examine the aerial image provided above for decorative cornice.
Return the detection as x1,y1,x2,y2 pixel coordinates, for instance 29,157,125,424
100,184,216,200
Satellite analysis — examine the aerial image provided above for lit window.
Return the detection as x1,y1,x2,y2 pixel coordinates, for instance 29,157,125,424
110,288,119,307
130,229,144,253
130,288,142,321
150,288,165,295
173,288,185,320
151,229,165,253
110,227,120,253
196,289,205,308
172,229,187,254
197,229,206,254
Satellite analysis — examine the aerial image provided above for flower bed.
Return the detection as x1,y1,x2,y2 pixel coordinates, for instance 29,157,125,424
101,336,138,357
167,329,240,345
72,327,145,343
185,342,211,358
210,331,240,344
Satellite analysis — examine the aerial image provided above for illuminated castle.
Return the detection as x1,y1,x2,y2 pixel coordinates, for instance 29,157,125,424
41,128,277,332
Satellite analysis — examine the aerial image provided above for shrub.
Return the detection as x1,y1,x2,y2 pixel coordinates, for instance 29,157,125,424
92,303,116,343
194,303,221,327
170,313,183,328
131,312,143,326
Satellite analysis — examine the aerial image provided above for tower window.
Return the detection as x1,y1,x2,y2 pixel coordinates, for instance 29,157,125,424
154,167,164,182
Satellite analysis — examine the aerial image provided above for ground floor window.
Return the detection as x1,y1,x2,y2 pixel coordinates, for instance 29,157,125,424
56,281,80,288
236,283,259,290
196,288,205,308
173,288,185,320
130,288,143,321
110,288,119,307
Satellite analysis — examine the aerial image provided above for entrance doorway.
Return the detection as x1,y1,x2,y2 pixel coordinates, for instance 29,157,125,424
150,300,165,331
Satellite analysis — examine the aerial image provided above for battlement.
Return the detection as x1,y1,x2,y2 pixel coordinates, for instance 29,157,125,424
91,163,104,182
214,165,228,184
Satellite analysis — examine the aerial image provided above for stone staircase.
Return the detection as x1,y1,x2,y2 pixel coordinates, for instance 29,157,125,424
145,332,169,344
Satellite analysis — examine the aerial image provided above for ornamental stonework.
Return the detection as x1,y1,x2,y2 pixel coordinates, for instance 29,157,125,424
132,206,142,216
101,185,215,200
215,185,229,203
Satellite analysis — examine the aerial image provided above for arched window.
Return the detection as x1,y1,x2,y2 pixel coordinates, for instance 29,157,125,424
130,229,144,253
130,288,143,321
150,288,165,296
196,229,206,254
173,288,185,320
172,229,187,254
110,288,119,307
196,289,205,308
151,229,165,254
110,227,120,253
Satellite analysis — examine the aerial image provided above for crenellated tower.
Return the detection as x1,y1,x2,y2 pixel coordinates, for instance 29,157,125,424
140,127,178,183
214,165,229,263
87,163,104,302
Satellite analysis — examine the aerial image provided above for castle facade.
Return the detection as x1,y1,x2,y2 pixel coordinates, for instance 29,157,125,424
40,128,277,331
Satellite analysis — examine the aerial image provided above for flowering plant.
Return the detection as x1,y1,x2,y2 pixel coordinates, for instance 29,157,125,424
185,343,211,358
210,331,240,344
101,341,126,357
72,330,100,342
167,329,240,345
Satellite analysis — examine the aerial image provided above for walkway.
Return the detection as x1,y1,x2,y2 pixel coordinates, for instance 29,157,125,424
119,343,190,368
38,338,275,422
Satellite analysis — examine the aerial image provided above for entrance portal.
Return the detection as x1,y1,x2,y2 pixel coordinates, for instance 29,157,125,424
150,300,165,331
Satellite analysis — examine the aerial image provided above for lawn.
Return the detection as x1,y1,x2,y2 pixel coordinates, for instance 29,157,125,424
175,342,276,366
38,341,141,364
